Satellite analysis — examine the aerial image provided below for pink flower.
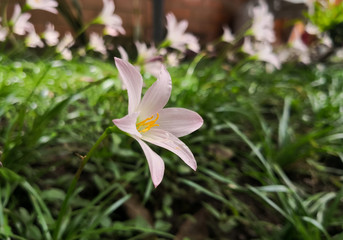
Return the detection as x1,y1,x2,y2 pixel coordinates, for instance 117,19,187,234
89,32,107,55
25,27,44,48
0,18,8,42
43,23,59,46
250,0,275,43
112,58,203,187
56,32,74,60
118,45,129,62
222,26,235,43
26,0,58,14
96,0,125,36
165,13,200,53
135,41,162,77
243,37,281,69
11,4,34,35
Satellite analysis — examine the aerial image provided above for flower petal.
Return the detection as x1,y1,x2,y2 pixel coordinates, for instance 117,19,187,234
142,129,197,171
155,108,203,137
135,138,165,188
112,112,141,138
115,58,143,114
138,65,171,120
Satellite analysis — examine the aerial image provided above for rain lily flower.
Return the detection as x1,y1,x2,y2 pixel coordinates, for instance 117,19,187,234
165,52,180,67
288,22,311,64
243,37,281,69
222,26,235,43
0,27,7,42
89,32,107,55
164,13,200,53
96,0,125,36
118,45,129,62
25,27,44,48
0,19,8,42
56,32,74,60
112,58,203,187
135,41,162,77
250,0,275,43
43,23,59,46
242,37,255,55
26,0,58,14
11,4,34,35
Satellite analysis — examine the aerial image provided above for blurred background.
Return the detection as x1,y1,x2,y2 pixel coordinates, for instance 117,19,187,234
4,0,315,43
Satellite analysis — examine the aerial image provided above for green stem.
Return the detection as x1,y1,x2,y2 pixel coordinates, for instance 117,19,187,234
52,126,116,240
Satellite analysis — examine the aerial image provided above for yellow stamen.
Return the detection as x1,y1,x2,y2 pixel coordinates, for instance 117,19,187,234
136,113,159,133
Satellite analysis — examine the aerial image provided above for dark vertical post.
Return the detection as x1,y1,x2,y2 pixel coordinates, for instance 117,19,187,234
153,0,164,44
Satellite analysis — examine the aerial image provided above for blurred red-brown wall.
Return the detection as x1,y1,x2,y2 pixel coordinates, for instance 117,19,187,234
6,0,239,43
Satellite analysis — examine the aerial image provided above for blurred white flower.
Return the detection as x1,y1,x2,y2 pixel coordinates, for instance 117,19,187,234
26,0,58,14
165,52,180,67
104,25,125,37
242,37,255,55
291,38,310,64
118,45,129,62
257,43,281,69
43,23,59,46
11,4,34,35
222,26,235,43
165,13,200,53
288,23,311,64
0,18,8,42
321,33,332,48
136,42,158,61
56,32,74,60
25,28,44,48
0,27,7,42
305,23,320,35
250,0,275,43
97,0,125,36
89,32,107,55
335,48,343,59
136,41,162,77
243,37,281,69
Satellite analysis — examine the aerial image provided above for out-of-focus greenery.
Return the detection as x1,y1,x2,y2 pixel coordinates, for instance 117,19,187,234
308,1,343,47
1,52,342,240
308,1,343,31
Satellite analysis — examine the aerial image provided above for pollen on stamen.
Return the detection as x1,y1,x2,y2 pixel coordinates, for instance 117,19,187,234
136,113,159,133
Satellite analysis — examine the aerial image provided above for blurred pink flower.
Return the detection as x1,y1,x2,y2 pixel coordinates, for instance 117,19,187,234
165,13,200,53
26,0,58,14
135,41,162,77
112,58,203,187
0,27,7,42
0,19,8,42
118,45,129,62
25,27,44,48
243,37,281,69
96,0,125,36
43,23,59,46
222,26,235,43
250,0,275,43
56,32,74,60
89,32,107,55
11,4,34,35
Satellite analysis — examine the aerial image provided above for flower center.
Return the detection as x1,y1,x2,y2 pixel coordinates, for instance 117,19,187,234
136,113,159,133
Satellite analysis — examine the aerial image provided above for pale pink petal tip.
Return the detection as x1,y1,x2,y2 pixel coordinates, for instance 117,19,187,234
136,139,165,188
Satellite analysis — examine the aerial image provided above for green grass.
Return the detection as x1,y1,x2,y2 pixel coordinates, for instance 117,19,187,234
0,54,343,239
